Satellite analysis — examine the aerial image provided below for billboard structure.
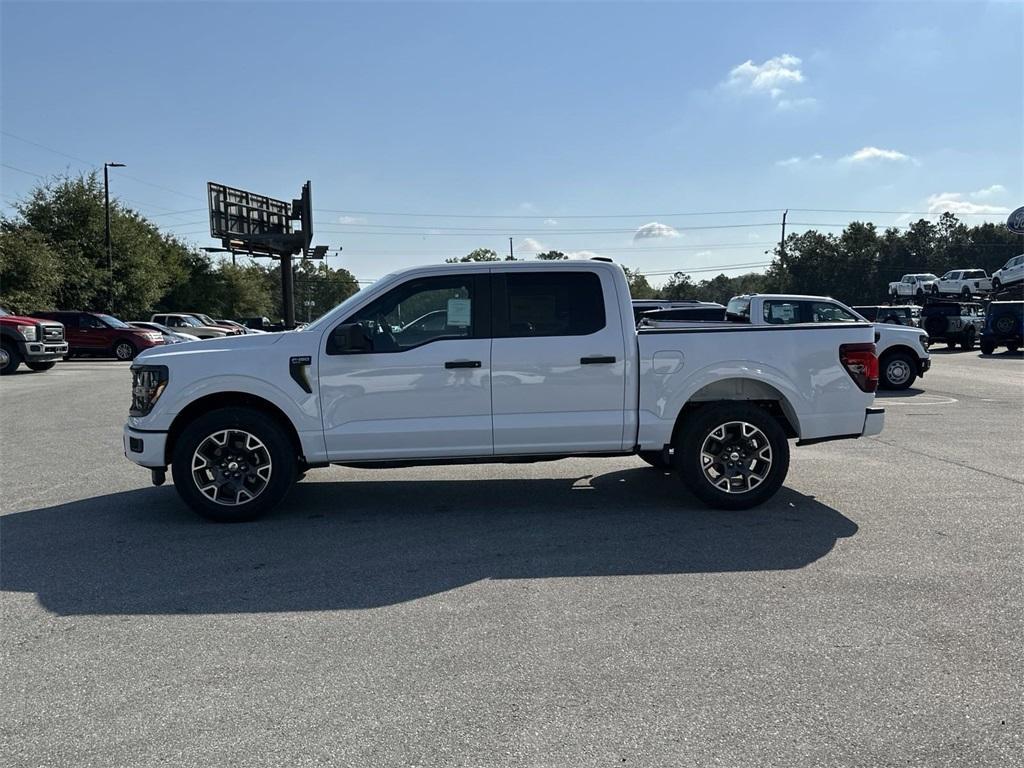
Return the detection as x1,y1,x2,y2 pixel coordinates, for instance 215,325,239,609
207,181,322,328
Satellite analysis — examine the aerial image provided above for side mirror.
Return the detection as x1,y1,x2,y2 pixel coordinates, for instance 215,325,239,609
328,322,373,354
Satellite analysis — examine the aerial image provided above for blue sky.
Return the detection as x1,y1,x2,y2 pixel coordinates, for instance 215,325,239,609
2,1,1021,285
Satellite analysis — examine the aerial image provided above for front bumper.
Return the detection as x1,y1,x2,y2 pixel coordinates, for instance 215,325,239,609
862,407,885,437
20,340,68,362
918,357,931,375
123,425,168,469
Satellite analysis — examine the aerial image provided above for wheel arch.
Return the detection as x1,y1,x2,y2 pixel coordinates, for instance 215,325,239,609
670,378,800,446
165,392,304,466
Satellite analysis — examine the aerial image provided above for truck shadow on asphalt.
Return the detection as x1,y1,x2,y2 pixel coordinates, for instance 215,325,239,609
2,468,857,615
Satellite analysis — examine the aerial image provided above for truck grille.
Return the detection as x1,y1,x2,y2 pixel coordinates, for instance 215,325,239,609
41,324,64,342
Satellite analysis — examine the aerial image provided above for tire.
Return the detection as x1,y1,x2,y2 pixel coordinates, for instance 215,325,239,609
979,339,995,355
992,313,1017,336
916,288,924,299
946,340,958,350
992,278,1002,292
961,287,971,298
960,328,975,351
880,352,917,390
638,450,671,469
113,339,137,361
0,343,21,375
1008,342,1020,353
25,361,57,372
675,403,790,511
170,407,297,522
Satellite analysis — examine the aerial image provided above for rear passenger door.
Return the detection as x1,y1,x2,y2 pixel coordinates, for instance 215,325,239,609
490,268,627,454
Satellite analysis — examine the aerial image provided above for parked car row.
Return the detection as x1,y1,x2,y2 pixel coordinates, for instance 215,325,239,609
0,307,284,373
887,255,1024,302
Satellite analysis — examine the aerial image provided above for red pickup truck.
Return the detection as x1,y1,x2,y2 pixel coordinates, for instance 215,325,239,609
0,307,68,374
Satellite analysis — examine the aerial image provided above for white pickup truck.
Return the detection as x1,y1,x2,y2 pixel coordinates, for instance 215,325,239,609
124,261,884,522
711,294,931,391
889,273,939,300
934,269,992,297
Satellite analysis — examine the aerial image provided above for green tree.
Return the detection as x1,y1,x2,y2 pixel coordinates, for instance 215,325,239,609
660,271,698,300
0,224,63,313
11,173,191,317
446,248,501,263
622,266,657,298
535,250,567,260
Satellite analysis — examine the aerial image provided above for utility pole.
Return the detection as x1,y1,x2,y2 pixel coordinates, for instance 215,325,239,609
103,162,125,311
281,253,295,329
780,209,788,260
508,236,514,261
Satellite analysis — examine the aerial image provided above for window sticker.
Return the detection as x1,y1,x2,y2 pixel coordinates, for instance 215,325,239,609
446,298,472,327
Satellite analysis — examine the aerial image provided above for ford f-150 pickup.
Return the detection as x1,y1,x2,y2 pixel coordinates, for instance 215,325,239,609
124,261,884,522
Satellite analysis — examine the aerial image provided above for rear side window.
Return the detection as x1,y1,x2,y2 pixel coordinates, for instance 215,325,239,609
964,270,986,279
725,297,751,322
500,272,605,337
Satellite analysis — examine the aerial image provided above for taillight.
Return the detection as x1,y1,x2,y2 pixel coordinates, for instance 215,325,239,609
839,342,878,393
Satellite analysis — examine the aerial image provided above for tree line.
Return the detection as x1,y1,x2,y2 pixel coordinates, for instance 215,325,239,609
0,174,360,320
2,174,1020,319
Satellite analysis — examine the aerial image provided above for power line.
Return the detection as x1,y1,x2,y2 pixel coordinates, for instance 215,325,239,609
315,206,785,220
1,162,44,178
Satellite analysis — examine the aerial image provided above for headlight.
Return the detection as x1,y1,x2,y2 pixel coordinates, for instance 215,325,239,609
17,324,37,341
130,365,168,416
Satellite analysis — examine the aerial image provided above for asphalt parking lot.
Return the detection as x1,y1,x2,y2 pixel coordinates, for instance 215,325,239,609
1,350,1022,767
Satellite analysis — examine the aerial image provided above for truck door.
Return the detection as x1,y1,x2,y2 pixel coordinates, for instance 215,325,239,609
491,268,627,454
318,272,493,461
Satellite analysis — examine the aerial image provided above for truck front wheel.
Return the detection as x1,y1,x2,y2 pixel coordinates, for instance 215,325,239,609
676,404,790,510
879,352,917,390
25,361,57,372
0,343,21,375
171,407,297,522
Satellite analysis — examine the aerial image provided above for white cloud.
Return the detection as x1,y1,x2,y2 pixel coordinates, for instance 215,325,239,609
694,250,713,258
633,222,680,241
776,97,817,111
841,146,913,164
543,218,558,226
971,184,1005,199
776,153,823,167
926,193,1009,216
337,215,366,225
517,237,547,253
726,54,804,99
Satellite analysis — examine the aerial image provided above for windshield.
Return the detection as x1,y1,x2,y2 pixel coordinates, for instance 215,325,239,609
725,297,751,322
0,307,9,317
192,313,215,325
97,314,131,329
177,316,202,327
917,274,938,281
302,284,370,331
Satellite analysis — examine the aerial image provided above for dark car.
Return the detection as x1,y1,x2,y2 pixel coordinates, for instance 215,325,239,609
242,316,287,332
31,311,164,361
919,302,985,350
852,305,914,325
979,301,1022,355
638,303,727,323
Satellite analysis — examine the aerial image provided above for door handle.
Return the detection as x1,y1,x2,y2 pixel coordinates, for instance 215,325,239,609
580,355,616,364
445,360,482,369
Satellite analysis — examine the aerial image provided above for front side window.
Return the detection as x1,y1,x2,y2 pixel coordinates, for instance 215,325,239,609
501,272,605,337
344,274,475,352
80,315,105,329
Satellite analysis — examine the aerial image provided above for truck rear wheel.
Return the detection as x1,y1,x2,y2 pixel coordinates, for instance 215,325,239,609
0,343,21,375
171,407,297,522
675,403,790,510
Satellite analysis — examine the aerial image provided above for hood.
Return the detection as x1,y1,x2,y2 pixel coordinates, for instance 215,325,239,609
135,329,287,363
876,323,926,339
3,312,58,326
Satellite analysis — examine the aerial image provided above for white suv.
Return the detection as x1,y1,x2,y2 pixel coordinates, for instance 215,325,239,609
992,254,1024,291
